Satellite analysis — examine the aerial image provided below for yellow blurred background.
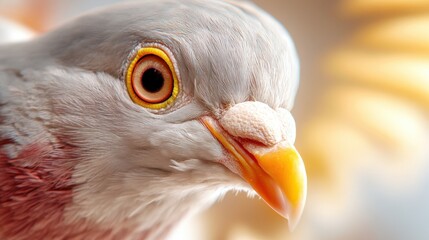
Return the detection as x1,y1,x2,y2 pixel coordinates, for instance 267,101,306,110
1,0,428,239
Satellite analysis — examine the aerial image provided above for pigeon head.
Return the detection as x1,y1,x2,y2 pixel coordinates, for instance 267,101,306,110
0,0,306,239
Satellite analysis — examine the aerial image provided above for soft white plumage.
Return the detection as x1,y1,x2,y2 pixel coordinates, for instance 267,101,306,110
0,1,305,239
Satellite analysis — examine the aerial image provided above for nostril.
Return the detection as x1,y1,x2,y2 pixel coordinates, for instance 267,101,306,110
219,101,283,146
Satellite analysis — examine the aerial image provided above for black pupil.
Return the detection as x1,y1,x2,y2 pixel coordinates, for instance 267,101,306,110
141,68,164,93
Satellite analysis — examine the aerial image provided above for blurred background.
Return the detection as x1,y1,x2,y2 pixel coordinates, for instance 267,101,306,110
1,0,428,239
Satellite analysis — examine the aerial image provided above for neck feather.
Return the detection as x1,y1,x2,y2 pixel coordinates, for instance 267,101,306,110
0,141,155,239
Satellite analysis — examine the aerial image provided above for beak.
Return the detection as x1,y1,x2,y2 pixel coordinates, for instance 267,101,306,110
201,116,307,230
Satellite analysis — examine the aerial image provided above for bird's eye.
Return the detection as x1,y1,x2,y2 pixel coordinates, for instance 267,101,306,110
132,55,173,103
126,47,179,109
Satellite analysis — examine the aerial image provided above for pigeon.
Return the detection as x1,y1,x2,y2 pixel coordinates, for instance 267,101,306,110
0,0,306,239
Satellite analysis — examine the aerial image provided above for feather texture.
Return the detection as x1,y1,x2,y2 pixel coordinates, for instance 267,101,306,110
0,0,300,239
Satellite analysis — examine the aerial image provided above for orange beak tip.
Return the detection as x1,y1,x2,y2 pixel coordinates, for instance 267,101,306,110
249,145,307,231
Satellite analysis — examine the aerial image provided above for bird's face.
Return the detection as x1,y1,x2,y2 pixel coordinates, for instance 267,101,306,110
30,0,306,231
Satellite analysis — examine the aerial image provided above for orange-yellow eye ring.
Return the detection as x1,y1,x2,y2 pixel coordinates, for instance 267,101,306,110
126,47,179,109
